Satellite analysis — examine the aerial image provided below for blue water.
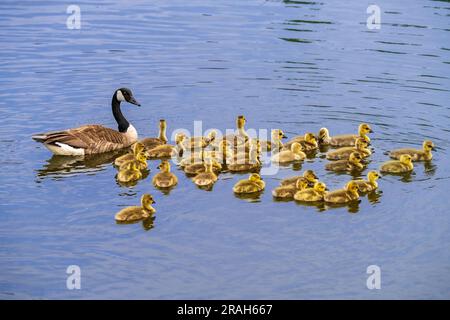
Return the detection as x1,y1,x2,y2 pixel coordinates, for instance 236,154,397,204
0,0,449,299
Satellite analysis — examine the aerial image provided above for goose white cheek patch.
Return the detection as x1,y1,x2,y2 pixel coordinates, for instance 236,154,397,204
116,90,125,101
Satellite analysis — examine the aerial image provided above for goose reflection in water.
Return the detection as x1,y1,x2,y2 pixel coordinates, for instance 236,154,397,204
35,149,129,180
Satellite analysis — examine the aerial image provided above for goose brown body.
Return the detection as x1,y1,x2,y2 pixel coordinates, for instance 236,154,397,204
32,88,141,156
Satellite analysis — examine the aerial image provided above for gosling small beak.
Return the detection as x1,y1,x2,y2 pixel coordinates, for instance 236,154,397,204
369,129,374,133
152,200,156,204
157,165,160,169
282,134,287,139
431,147,436,151
128,96,141,106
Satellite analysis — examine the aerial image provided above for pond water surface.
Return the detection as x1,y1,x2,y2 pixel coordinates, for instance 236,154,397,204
0,0,449,299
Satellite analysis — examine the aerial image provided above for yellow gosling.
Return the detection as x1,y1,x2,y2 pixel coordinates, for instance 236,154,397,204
114,142,145,167
323,123,373,147
326,138,371,160
233,173,265,194
140,119,168,150
115,194,156,222
119,152,148,171
152,160,178,188
353,171,380,193
272,178,308,200
146,133,186,159
117,161,142,183
294,182,327,202
324,181,360,204
192,160,218,187
325,152,365,172
283,133,318,152
389,140,435,161
271,142,306,164
280,169,319,187
380,154,414,173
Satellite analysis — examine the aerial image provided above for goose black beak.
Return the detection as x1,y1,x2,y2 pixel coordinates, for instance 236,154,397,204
282,134,287,139
128,96,141,106
369,129,374,133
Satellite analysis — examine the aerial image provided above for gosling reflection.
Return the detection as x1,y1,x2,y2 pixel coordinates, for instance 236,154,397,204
367,190,382,204
325,200,361,214
36,149,128,180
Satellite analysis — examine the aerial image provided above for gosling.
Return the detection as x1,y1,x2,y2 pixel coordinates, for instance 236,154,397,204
280,170,319,187
117,161,142,183
146,133,186,159
319,123,373,147
114,142,145,167
389,140,435,161
233,173,265,194
271,142,306,164
353,171,380,193
326,138,371,160
140,119,168,150
152,160,178,188
192,160,218,187
283,133,318,152
324,181,360,204
115,194,156,222
380,154,414,174
325,152,365,172
272,178,308,200
294,182,327,202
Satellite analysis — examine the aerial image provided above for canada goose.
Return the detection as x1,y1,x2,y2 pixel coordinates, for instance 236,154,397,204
271,142,306,164
324,181,360,204
294,182,327,202
140,119,168,150
119,152,148,171
184,158,222,175
380,154,414,173
146,133,186,159
212,115,248,149
192,160,218,187
152,160,178,188
389,140,435,161
32,88,141,156
259,129,286,152
272,178,308,199
325,152,365,172
117,161,142,183
115,194,156,222
283,133,318,152
233,173,265,194
319,123,373,147
280,169,319,187
114,142,145,167
353,171,380,193
326,138,371,160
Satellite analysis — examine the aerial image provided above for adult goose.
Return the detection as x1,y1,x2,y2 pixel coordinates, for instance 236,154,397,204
32,88,141,156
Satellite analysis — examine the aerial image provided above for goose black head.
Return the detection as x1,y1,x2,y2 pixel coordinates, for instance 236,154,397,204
116,88,141,106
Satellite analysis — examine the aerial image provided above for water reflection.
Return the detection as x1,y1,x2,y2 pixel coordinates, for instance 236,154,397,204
116,214,156,231
233,191,264,202
367,190,383,204
324,200,361,214
35,150,128,180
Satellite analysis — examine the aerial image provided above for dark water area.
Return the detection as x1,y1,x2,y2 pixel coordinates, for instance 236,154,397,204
0,0,449,299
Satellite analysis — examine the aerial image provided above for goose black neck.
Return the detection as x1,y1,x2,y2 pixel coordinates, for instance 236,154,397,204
112,95,129,133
